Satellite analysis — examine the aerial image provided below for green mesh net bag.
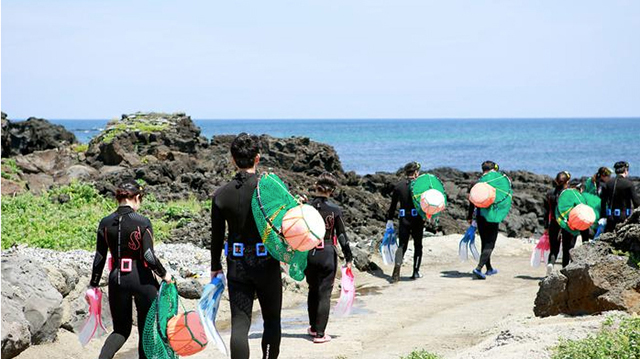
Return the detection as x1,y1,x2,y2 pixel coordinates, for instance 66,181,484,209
410,173,447,220
478,171,513,223
143,282,179,359
251,172,309,281
556,189,600,235
583,192,602,229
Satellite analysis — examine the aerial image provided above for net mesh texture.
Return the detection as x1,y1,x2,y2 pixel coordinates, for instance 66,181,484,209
251,172,309,281
410,173,447,220
478,171,513,223
556,189,601,235
143,282,179,359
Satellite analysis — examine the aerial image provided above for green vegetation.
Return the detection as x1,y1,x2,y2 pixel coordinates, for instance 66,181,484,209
551,315,640,359
102,119,169,144
72,143,89,153
1,182,207,251
612,249,640,268
400,349,442,359
1,158,22,181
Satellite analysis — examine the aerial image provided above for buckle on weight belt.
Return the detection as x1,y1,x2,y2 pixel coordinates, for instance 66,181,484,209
411,209,418,217
399,209,406,218
606,208,612,216
256,243,268,257
232,243,244,257
224,242,228,257
120,258,133,273
614,209,621,217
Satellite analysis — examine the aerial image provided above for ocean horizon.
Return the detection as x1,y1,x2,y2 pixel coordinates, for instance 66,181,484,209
43,118,640,178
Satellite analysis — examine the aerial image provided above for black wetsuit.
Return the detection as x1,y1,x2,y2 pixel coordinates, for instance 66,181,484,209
211,171,282,359
90,205,167,359
305,196,353,338
543,188,575,267
387,178,425,275
600,176,640,233
467,181,499,272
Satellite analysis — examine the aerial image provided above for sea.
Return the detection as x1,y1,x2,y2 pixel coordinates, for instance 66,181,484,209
49,118,640,178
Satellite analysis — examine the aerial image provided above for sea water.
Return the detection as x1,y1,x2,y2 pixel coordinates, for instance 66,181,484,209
50,118,640,177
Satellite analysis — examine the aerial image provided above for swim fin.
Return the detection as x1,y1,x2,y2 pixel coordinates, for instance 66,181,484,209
468,234,480,261
197,274,228,356
594,224,605,240
334,266,355,317
78,287,107,346
458,226,476,261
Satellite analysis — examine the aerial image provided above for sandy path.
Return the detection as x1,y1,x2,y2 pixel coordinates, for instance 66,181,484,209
17,235,599,359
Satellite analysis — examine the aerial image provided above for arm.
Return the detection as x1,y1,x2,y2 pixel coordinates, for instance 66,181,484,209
630,182,640,208
211,196,226,272
335,210,353,263
89,224,108,287
141,222,167,279
466,184,475,222
386,187,399,221
599,184,609,218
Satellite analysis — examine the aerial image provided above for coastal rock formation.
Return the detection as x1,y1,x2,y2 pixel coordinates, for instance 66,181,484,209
1,256,64,358
1,114,77,157
534,209,640,317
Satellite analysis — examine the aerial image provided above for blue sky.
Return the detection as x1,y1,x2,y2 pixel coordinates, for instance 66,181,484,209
2,1,640,119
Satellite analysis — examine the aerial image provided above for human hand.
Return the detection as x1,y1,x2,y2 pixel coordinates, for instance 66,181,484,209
346,262,352,270
162,274,174,284
211,270,223,280
386,220,394,230
598,218,607,226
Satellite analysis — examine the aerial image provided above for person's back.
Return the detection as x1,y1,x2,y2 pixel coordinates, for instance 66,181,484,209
600,161,640,232
90,181,169,359
305,173,353,343
210,133,282,359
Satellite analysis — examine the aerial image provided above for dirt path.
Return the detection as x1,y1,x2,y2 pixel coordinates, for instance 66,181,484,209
17,234,602,359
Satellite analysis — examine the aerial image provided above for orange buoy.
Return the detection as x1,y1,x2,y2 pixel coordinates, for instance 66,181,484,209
167,311,208,356
281,204,326,251
568,204,596,231
420,189,445,219
469,182,496,208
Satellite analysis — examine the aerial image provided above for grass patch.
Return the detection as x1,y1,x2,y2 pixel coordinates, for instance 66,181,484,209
1,158,22,181
72,143,89,153
1,182,208,250
551,315,640,359
401,349,442,359
101,119,169,144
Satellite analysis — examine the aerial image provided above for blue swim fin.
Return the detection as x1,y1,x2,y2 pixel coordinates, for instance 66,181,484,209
458,226,476,261
594,223,605,240
197,274,228,356
468,234,480,261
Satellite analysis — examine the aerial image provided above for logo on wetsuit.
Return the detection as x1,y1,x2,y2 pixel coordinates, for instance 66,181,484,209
129,227,142,250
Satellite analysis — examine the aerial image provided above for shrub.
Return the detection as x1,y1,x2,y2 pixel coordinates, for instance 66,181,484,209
551,315,640,359
401,349,442,359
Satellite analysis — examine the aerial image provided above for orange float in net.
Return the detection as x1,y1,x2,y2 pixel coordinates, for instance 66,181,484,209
469,182,496,208
281,204,325,251
568,204,596,231
167,311,208,356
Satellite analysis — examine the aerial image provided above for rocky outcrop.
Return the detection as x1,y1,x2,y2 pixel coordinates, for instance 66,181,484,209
1,114,77,157
534,210,640,317
1,256,64,358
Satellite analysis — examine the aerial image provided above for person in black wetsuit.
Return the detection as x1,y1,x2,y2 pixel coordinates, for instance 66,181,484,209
305,172,353,344
543,171,573,275
467,161,502,280
581,167,612,242
210,133,282,359
387,161,424,282
90,181,171,359
599,161,640,233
